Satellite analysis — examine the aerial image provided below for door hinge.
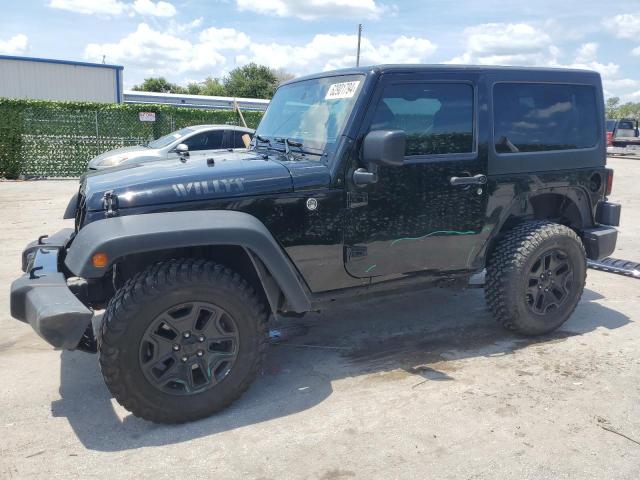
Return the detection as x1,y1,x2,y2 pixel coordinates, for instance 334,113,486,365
344,245,368,263
347,191,368,208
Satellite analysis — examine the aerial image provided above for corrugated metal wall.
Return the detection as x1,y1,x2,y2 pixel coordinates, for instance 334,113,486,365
0,57,121,103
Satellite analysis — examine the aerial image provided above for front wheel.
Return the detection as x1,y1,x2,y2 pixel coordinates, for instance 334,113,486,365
485,221,586,335
99,259,268,423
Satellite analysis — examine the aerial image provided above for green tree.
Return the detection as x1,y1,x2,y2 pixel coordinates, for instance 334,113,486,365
223,63,279,99
132,77,186,94
275,68,295,86
200,77,226,96
605,97,620,119
185,82,203,95
606,96,640,121
617,102,640,121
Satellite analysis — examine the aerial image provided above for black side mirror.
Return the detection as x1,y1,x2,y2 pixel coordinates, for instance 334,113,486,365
353,130,406,186
362,130,406,167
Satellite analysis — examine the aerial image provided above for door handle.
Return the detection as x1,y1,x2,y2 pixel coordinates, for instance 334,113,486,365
449,174,487,186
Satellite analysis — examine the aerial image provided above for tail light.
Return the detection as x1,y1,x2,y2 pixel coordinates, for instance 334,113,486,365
606,132,613,146
605,168,614,196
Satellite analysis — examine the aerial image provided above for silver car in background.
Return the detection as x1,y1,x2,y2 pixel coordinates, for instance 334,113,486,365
88,124,255,170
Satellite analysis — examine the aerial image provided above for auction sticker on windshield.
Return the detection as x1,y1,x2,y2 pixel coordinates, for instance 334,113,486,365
325,81,360,100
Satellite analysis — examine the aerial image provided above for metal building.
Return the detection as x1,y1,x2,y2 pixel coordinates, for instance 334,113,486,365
0,55,123,103
123,90,270,111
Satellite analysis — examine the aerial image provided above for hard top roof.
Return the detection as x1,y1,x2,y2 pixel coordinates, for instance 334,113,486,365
282,64,600,86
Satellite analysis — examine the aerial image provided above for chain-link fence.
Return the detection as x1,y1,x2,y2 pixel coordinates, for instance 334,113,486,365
0,99,264,178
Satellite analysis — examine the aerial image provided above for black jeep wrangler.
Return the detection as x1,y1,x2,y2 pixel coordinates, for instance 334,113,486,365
10,65,621,423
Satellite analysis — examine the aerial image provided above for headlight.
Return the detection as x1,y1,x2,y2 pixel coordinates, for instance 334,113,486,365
99,155,128,167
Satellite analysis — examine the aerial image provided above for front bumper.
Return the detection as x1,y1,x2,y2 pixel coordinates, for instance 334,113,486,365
10,230,93,350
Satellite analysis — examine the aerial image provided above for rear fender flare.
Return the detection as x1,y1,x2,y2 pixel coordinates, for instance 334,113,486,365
477,186,594,266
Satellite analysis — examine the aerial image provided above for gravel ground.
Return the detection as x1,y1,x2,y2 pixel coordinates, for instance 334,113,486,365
1,157,639,479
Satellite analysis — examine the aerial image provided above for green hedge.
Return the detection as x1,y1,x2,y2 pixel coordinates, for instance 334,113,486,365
0,98,264,178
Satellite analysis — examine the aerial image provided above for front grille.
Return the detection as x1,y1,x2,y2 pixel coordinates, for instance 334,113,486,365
75,191,87,232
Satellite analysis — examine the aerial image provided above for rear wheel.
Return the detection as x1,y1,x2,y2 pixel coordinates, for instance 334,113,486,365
485,221,586,335
99,259,267,423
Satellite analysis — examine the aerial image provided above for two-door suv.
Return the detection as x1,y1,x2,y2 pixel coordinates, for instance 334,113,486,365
10,65,621,423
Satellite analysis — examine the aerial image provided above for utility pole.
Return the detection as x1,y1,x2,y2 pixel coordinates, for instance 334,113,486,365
356,24,363,67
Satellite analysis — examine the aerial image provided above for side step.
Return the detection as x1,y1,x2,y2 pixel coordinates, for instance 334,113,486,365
468,257,640,288
587,257,640,279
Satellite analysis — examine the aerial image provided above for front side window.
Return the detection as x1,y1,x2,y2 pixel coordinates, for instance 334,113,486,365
494,83,598,154
368,83,474,156
148,127,194,149
255,74,364,154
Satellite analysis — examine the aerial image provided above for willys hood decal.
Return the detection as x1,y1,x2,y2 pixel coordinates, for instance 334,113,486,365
82,150,295,211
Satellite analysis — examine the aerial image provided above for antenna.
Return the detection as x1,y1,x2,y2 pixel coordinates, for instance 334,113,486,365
356,24,363,67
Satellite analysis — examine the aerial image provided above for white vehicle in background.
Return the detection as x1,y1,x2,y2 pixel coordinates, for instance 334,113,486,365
87,125,255,170
607,118,640,155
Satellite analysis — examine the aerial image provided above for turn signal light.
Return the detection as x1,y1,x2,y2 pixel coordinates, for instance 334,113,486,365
605,169,614,196
92,252,109,268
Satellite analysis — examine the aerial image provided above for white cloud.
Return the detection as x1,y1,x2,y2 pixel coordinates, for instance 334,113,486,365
131,0,176,17
446,25,620,82
562,43,619,78
84,24,251,76
85,22,437,83
49,0,127,15
239,34,436,73
0,34,29,55
49,0,176,17
575,42,598,63
604,13,640,39
447,23,558,66
604,13,640,57
606,78,640,90
235,0,386,20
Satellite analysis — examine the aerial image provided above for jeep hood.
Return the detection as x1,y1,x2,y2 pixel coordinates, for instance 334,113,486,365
82,150,295,211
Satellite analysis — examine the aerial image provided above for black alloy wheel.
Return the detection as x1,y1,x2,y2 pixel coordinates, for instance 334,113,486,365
99,259,268,423
139,301,240,395
525,249,574,316
485,221,587,335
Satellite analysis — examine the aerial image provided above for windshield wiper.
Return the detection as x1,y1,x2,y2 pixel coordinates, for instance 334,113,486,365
255,134,271,145
273,137,322,159
275,137,303,156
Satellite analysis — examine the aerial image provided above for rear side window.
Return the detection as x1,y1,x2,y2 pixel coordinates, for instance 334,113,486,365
233,130,252,148
369,83,474,156
184,130,224,151
494,83,598,154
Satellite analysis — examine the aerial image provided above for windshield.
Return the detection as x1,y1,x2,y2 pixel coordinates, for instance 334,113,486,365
606,120,617,132
254,74,364,154
148,127,195,149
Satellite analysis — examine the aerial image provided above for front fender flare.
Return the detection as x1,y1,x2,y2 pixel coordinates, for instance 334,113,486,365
65,211,311,312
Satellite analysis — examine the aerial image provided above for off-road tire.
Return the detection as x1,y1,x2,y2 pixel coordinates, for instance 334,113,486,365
99,258,268,424
485,221,587,335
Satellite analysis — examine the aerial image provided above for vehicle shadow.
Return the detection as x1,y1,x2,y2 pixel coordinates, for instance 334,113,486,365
52,286,630,452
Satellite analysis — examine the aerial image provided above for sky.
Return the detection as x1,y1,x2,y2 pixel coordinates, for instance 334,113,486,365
2,0,640,100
